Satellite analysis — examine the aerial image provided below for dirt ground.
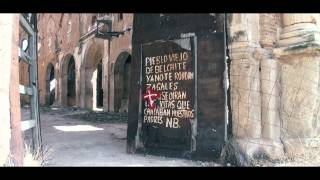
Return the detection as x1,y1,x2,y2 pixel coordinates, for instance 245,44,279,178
21,106,218,166
21,106,320,166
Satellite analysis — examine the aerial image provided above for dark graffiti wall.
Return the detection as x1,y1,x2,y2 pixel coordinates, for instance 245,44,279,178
141,38,195,151
127,14,227,160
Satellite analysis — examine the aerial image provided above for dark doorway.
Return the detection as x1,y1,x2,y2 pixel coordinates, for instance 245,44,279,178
67,57,76,106
123,56,131,107
114,52,131,112
46,63,55,106
96,59,103,108
83,42,104,110
61,54,76,106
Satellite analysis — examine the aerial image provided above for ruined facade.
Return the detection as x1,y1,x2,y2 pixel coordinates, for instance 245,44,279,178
127,13,320,164
22,13,133,112
128,14,227,160
3,13,320,166
228,14,320,164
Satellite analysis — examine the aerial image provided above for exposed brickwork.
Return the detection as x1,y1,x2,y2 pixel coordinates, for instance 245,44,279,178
259,14,280,49
29,13,133,112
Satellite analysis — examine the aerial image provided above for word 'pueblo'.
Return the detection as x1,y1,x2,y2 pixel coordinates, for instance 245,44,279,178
145,52,189,66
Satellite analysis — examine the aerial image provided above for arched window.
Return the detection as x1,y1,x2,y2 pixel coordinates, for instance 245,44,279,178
91,15,97,26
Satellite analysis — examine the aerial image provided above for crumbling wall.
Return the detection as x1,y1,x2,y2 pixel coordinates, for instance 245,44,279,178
0,14,15,165
227,14,284,165
128,13,227,161
0,14,23,166
228,13,320,165
36,13,133,112
108,14,133,112
37,14,81,106
274,14,320,157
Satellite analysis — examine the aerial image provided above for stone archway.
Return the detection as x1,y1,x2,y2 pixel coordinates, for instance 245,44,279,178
96,59,103,108
61,54,76,106
114,52,131,112
82,40,104,110
46,63,56,106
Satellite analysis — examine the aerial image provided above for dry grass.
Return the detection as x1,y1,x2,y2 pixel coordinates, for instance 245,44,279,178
23,144,41,166
23,144,52,166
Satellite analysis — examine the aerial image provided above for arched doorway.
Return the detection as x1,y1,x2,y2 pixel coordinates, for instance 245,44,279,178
96,59,103,108
67,57,76,106
82,41,104,110
61,55,76,106
114,52,131,112
46,63,56,106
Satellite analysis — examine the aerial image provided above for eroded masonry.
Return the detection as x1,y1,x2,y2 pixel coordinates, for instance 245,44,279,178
2,13,320,166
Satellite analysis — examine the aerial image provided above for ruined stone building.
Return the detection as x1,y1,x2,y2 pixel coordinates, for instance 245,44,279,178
2,13,320,166
20,13,133,112
227,14,320,164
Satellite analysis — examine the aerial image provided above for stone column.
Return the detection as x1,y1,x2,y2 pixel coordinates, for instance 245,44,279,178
103,40,109,112
109,61,115,112
274,13,320,157
257,14,284,159
79,45,86,109
259,54,284,159
73,49,82,108
279,14,320,47
228,14,262,163
57,55,62,106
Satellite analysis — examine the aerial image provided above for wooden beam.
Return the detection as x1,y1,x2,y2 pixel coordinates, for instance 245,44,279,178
29,14,42,154
18,48,32,64
9,14,24,166
19,15,35,37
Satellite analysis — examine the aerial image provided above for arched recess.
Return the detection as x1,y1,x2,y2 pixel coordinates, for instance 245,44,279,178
114,51,131,112
96,59,103,108
61,54,76,106
46,63,56,106
82,40,104,110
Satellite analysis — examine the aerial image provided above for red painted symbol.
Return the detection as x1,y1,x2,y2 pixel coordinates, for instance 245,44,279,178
143,86,160,109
